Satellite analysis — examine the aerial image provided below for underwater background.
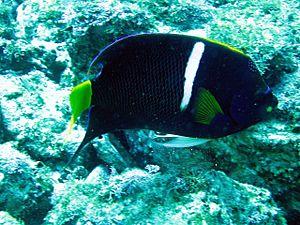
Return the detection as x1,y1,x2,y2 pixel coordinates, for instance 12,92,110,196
0,0,299,224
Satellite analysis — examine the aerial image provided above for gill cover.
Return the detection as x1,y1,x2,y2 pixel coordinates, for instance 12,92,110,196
66,80,92,140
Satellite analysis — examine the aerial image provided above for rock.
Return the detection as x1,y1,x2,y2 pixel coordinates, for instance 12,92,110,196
0,211,23,225
0,72,70,167
0,142,52,225
44,168,286,224
208,0,299,82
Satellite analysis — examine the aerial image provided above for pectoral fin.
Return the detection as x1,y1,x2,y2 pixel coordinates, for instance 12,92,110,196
194,88,224,125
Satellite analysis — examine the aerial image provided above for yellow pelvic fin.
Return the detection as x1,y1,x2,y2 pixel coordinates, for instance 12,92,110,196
65,80,92,142
194,88,224,125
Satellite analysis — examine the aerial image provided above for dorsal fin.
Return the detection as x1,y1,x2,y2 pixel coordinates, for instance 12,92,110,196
194,88,224,125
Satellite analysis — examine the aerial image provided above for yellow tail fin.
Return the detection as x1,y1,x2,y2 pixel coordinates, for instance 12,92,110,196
64,80,92,143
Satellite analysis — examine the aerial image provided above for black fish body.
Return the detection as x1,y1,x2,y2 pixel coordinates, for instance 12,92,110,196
69,33,278,152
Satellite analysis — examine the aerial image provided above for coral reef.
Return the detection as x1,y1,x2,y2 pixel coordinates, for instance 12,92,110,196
0,0,299,224
44,167,286,225
0,211,24,225
0,142,52,224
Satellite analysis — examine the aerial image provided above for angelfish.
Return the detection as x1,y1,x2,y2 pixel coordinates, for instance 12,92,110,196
67,33,278,158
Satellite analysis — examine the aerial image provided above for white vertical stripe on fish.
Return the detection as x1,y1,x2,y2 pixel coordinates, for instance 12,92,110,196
180,42,205,111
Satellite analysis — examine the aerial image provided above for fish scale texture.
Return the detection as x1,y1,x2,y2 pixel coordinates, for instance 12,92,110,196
93,41,188,122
